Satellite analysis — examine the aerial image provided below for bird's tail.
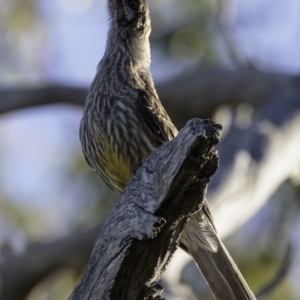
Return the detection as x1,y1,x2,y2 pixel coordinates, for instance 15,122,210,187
190,241,255,300
180,204,256,300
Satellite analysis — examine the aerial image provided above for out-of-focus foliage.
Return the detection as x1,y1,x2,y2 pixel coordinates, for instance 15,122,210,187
25,269,80,300
66,149,118,227
0,0,36,35
0,0,47,81
150,0,232,64
0,198,46,238
239,254,297,300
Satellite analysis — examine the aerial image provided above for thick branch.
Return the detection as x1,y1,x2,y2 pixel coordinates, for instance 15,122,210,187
158,68,297,126
69,119,221,300
1,68,298,125
0,85,87,114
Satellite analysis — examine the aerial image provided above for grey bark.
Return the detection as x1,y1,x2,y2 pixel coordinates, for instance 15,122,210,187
69,119,221,300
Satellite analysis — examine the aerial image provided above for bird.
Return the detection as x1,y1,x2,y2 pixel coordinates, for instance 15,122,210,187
79,0,256,299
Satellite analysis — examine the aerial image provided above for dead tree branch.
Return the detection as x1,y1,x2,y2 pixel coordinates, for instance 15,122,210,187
69,119,221,300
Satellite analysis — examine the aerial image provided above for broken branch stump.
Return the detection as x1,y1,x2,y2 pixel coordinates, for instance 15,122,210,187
69,118,222,300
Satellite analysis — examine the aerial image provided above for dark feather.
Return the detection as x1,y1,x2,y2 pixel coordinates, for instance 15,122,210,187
135,89,177,144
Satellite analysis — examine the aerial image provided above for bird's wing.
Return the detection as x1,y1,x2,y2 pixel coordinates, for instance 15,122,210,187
135,89,178,144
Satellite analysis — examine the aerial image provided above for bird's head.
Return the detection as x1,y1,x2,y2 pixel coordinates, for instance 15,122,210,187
108,0,150,37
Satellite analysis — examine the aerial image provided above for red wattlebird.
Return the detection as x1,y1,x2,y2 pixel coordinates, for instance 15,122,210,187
80,1,256,299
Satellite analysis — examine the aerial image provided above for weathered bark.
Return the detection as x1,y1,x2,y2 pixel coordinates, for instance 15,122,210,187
69,119,221,300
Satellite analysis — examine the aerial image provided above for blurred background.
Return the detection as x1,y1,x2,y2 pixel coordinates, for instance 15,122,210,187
0,0,300,299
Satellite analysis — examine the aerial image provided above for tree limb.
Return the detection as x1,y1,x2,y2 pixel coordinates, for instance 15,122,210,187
157,68,298,126
0,85,87,114
69,119,221,300
1,68,298,125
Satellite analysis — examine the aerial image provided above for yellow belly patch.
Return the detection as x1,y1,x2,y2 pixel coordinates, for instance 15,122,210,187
101,144,133,193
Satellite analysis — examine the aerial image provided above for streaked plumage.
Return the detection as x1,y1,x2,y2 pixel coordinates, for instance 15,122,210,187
80,0,256,299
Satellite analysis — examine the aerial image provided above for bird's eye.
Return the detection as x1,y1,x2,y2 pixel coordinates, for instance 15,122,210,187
128,0,138,10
